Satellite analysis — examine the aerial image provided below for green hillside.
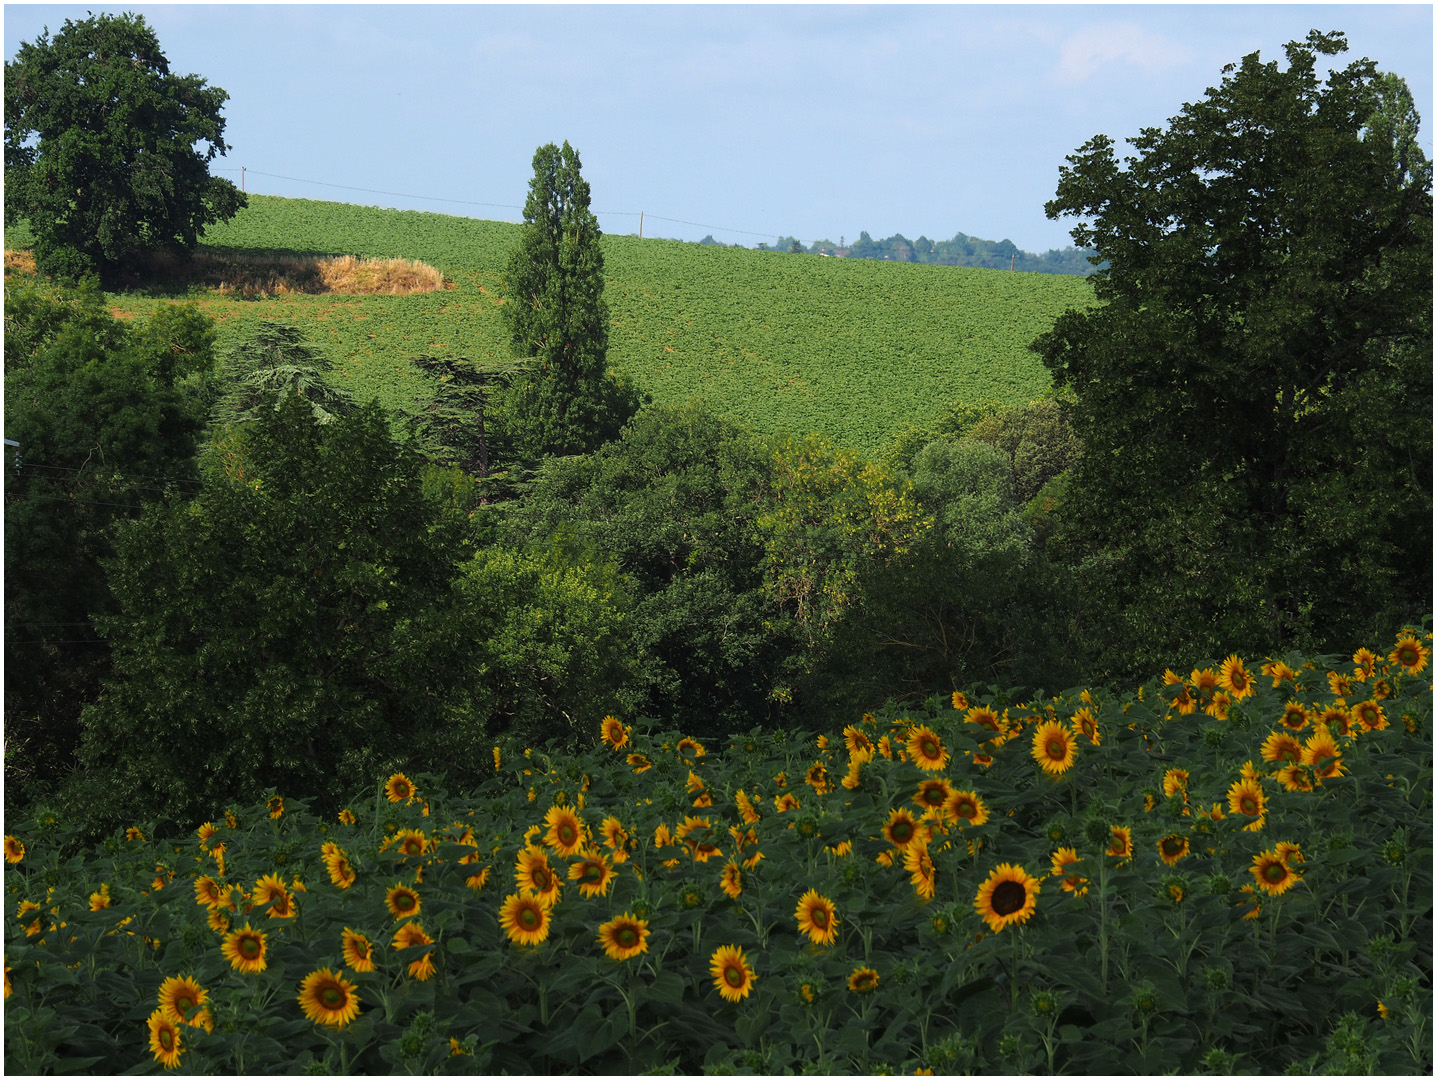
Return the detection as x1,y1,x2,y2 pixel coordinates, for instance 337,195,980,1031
22,195,1095,451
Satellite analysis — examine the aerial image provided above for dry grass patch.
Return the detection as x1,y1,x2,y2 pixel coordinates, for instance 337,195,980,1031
5,249,37,277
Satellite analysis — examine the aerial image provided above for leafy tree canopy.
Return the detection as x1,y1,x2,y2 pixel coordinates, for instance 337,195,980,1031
4,11,246,281
1034,30,1433,678
211,321,356,429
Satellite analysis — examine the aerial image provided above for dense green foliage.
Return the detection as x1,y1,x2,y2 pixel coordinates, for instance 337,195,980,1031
3,12,245,281
802,229,1100,275
499,142,641,458
210,320,357,428
1034,31,1433,682
4,640,1431,1074
3,277,215,814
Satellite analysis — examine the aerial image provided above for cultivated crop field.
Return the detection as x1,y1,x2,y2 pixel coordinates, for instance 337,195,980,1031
47,195,1092,451
5,633,1430,1074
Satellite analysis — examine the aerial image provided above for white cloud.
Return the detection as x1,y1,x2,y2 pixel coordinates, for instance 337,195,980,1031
1051,23,1192,85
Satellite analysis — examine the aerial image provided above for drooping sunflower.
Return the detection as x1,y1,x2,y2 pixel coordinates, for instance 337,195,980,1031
1352,699,1388,732
795,889,839,946
720,860,743,900
1217,654,1255,700
569,851,615,898
407,952,437,981
597,913,650,961
341,928,376,973
1301,726,1345,781
676,737,707,762
1275,763,1316,793
267,796,285,819
1260,731,1303,766
883,806,922,849
297,967,361,1028
905,724,950,771
974,863,1041,933
221,923,268,973
1205,691,1232,720
1031,720,1076,777
1071,708,1101,746
193,875,223,908
543,805,587,857
324,850,357,890
914,778,956,818
157,975,208,1025
1263,660,1298,687
499,893,551,946
1389,632,1431,674
1169,683,1197,715
843,724,875,759
676,816,723,862
207,907,231,934
600,715,629,750
514,846,562,904
1317,704,1353,737
383,883,421,921
1278,702,1311,731
338,809,357,826
848,967,880,993
392,921,433,950
147,1008,183,1069
805,762,831,794
1250,848,1303,897
775,792,801,813
626,753,652,773
1049,848,1088,895
904,843,937,902
1156,834,1190,867
385,773,416,803
1161,769,1190,801
248,873,286,909
945,789,990,828
709,944,756,1003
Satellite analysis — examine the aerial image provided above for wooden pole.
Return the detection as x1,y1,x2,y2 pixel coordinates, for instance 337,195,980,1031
241,166,246,193
639,211,643,239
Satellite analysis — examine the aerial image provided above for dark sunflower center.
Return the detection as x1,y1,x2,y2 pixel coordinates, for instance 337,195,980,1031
921,738,939,758
892,824,913,844
396,893,415,910
991,880,1027,916
396,784,409,797
616,926,638,947
580,864,602,883
403,840,421,854
1047,739,1065,759
559,825,576,845
532,868,550,889
519,906,540,930
812,907,829,927
1162,838,1183,855
240,937,261,958
957,802,975,818
160,1028,174,1050
176,994,194,1013
1240,797,1258,815
321,985,345,1008
923,789,944,806
725,965,744,987
1263,863,1287,883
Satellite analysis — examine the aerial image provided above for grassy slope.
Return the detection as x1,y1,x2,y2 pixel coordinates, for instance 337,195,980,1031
32,195,1096,451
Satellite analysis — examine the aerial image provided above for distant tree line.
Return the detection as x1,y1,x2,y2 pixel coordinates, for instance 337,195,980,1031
707,230,1100,274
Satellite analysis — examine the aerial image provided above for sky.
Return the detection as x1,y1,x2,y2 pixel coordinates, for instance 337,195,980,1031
3,3,1432,253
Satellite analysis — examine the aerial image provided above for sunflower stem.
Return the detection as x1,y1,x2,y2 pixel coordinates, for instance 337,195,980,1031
1009,925,1021,1013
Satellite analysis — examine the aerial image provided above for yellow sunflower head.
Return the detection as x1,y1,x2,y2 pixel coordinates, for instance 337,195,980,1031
847,967,880,993
514,845,561,902
794,889,839,946
385,773,416,804
1161,769,1190,800
1352,700,1387,732
1278,702,1311,731
4,836,26,864
157,975,208,1025
946,789,989,828
266,796,284,819
904,844,937,902
500,893,551,946
1157,834,1190,867
568,851,615,898
1260,731,1303,765
1388,633,1430,674
1301,726,1345,780
543,805,587,857
297,967,361,1028
221,923,268,973
597,913,650,961
391,921,433,950
676,737,707,762
905,724,950,771
709,944,756,1002
627,753,652,773
600,715,629,750
883,806,921,849
914,778,956,816
843,724,875,758
974,863,1041,933
340,928,376,972
147,1008,183,1069
720,860,743,899
1218,654,1254,699
385,884,422,921
1031,720,1076,777
1250,848,1302,896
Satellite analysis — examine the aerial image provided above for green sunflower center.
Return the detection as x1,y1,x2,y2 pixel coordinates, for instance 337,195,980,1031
159,1028,174,1050
616,926,638,947
559,825,577,845
724,964,745,987
1263,863,1287,883
991,880,1027,916
239,937,261,958
580,863,602,883
1240,797,1258,815
320,985,345,1008
518,906,541,930
395,893,415,910
891,824,913,844
811,906,828,927
1047,739,1066,759
956,801,975,818
921,738,939,758
532,868,550,889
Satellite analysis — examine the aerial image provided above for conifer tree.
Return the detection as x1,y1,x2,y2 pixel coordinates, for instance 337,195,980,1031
500,141,640,457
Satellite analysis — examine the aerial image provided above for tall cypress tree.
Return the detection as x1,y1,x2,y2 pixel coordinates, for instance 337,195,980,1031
500,141,640,457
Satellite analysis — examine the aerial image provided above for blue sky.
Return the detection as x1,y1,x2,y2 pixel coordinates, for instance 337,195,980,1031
4,4,1432,252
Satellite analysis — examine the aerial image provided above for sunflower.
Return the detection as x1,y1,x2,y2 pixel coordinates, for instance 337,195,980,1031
514,846,562,904
389,828,428,859
1031,720,1076,777
207,907,231,934
594,913,652,959
1226,776,1266,824
848,967,880,993
4,836,24,864
974,863,1041,933
775,792,801,813
883,806,922,849
914,778,956,817
734,790,761,825
1327,670,1354,698
1275,763,1316,793
627,753,652,773
341,928,376,973
392,921,433,950
1190,667,1219,703
193,875,223,908
543,805,587,857
1162,768,1190,801
324,850,357,890
720,860,743,899
569,851,615,898
157,975,208,1025
1263,660,1298,687
267,796,285,819
465,866,491,892
945,789,990,828
196,821,218,849
1250,848,1303,897
951,690,969,711
1260,731,1304,766
1218,655,1255,700
795,889,839,946
126,826,145,842
1351,647,1379,679
147,1009,183,1069
492,746,502,772
500,893,551,946
709,944,756,1003
1071,708,1101,745
297,967,361,1028
338,809,357,826
1317,705,1353,737
904,843,937,902
964,705,1003,736
1352,699,1388,732
1237,884,1262,920
385,773,416,803
407,952,437,981
676,816,722,861
843,724,875,759
1301,726,1345,781
676,737,707,762
805,762,831,794
221,923,268,973
1277,702,1311,731
1389,633,1430,674
1049,848,1088,895
600,815,631,856
1156,834,1190,867
653,823,674,848
600,715,629,750
906,724,950,771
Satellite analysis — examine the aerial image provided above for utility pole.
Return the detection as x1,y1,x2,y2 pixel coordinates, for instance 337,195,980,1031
639,211,643,239
241,166,246,193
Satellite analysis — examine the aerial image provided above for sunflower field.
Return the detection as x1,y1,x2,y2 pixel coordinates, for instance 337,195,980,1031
4,632,1431,1075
